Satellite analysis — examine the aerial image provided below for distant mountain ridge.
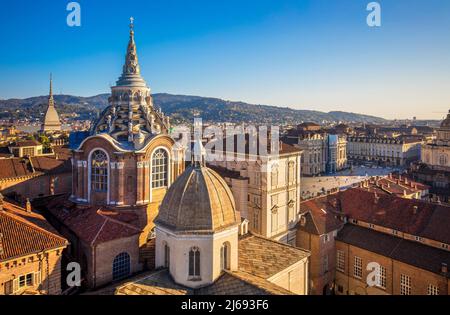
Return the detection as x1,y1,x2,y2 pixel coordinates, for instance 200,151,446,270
0,93,388,125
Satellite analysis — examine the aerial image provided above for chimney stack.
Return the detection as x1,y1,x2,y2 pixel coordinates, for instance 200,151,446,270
26,198,32,213
442,263,448,274
0,193,4,212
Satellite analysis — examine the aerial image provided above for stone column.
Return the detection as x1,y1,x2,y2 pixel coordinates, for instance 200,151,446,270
136,157,144,205
117,158,125,206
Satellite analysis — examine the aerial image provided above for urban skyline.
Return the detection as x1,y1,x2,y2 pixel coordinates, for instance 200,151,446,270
1,0,449,120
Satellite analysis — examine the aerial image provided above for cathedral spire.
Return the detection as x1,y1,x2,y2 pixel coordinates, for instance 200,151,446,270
115,17,146,87
48,73,55,107
41,74,62,132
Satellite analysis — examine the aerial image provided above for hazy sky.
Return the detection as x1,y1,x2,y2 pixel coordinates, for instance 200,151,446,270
0,0,449,120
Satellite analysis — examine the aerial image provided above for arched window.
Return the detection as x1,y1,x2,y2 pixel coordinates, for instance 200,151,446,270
220,243,230,271
152,148,168,188
112,252,130,281
91,150,108,192
164,244,170,268
188,247,201,279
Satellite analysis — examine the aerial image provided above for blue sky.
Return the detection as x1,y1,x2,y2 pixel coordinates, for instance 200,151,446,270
0,0,449,119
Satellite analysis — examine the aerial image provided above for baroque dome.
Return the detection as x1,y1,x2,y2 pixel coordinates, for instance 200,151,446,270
441,110,450,128
155,164,240,234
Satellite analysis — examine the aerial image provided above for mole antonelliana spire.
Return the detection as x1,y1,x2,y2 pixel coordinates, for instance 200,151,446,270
41,73,62,133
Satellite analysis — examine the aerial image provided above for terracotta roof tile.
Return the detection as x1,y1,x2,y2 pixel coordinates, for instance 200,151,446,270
0,201,68,261
299,196,344,235
34,194,141,245
30,156,71,174
197,270,293,295
336,189,450,243
0,158,35,180
238,233,310,279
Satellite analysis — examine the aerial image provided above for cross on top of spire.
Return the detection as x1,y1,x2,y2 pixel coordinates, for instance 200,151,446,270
130,17,134,30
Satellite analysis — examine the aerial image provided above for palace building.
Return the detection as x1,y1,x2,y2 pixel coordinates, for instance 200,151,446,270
411,110,450,203
35,20,185,289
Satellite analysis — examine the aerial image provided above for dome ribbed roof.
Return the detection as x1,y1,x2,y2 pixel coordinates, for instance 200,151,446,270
155,165,240,233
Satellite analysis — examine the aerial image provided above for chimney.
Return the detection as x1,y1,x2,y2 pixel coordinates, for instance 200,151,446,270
26,198,32,213
239,219,249,236
0,233,4,257
300,215,307,227
374,191,379,204
0,193,4,212
403,190,407,196
442,263,448,274
404,178,408,185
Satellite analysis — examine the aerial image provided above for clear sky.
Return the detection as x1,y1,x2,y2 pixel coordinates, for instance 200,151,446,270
0,0,449,120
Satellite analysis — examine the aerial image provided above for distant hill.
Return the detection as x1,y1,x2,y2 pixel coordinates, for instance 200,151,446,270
0,93,388,125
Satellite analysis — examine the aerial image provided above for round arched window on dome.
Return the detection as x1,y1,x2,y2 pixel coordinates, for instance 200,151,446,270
91,150,108,192
152,148,168,188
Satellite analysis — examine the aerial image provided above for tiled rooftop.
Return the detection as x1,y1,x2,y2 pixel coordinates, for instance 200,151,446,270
238,233,310,279
0,200,68,262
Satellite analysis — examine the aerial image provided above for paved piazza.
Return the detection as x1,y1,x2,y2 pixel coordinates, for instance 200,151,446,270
301,165,404,199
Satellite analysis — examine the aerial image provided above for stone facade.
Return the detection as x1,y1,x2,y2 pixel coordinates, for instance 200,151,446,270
347,136,422,167
283,124,347,176
411,110,450,203
0,250,64,295
207,145,302,244
0,200,68,295
335,237,449,295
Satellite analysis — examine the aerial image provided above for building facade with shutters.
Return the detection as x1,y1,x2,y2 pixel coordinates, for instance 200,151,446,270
0,197,68,295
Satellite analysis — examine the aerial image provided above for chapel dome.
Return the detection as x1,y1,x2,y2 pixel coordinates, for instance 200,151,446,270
155,165,240,233
441,110,450,128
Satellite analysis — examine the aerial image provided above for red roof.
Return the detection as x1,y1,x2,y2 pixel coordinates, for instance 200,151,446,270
0,201,68,261
336,189,450,244
41,195,142,245
30,156,71,174
0,158,35,180
299,195,344,235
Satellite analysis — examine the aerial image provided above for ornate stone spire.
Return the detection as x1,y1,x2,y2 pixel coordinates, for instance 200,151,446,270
48,73,55,107
116,17,147,87
91,18,170,145
41,74,62,132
